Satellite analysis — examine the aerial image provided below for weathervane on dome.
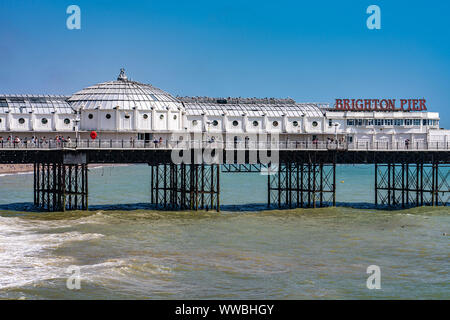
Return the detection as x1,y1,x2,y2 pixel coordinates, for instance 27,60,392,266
117,68,128,81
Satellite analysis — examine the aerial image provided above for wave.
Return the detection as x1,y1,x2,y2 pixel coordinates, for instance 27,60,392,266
0,215,105,290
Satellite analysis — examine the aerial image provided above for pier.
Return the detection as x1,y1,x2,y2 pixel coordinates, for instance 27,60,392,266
1,70,449,212
0,140,448,212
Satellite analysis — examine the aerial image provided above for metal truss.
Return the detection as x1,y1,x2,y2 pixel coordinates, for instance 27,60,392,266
222,164,263,173
34,163,88,211
150,164,220,211
375,162,449,207
268,161,336,209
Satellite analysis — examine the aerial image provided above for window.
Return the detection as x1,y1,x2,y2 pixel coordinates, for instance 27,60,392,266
273,121,279,127
356,119,363,126
405,119,413,126
64,118,70,125
347,119,355,126
212,120,219,126
312,121,318,127
293,121,299,127
143,114,148,119
106,114,111,119
88,114,93,119
394,119,404,126
252,121,259,127
232,120,239,127
41,118,48,124
192,120,198,126
364,119,374,126
413,119,420,126
159,114,164,119
18,118,25,124
385,119,393,126
375,119,384,126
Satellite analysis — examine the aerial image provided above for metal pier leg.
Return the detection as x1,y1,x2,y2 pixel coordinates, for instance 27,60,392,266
387,163,391,206
300,163,304,208
278,164,282,208
432,162,436,206
374,163,378,206
401,163,405,208
307,163,311,207
216,164,220,212
332,158,336,207
392,164,396,206
420,162,424,206
319,162,323,207
405,163,409,206
296,163,300,207
312,163,316,208
33,162,88,212
267,166,271,208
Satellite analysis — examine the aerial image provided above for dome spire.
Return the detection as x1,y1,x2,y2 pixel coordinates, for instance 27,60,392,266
117,68,128,81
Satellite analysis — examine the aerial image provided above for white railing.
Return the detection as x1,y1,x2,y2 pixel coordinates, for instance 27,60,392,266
0,139,449,151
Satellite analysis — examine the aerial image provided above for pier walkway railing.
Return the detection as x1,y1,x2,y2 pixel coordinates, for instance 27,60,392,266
0,139,449,151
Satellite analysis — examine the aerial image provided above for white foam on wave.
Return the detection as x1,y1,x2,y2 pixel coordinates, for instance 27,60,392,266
0,216,105,290
0,171,33,178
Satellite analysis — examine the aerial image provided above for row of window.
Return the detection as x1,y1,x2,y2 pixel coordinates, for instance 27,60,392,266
192,120,305,128
346,119,439,126
87,114,178,120
13,118,71,125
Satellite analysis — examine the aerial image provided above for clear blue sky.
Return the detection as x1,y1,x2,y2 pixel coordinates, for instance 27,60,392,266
0,0,449,126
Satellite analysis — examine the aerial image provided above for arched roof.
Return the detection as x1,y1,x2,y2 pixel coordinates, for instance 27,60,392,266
0,95,73,114
67,69,183,111
178,97,326,117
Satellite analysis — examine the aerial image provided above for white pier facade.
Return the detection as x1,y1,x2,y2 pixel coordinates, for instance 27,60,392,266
0,69,448,149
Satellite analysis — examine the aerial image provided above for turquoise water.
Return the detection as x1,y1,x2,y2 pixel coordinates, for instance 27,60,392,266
0,165,448,299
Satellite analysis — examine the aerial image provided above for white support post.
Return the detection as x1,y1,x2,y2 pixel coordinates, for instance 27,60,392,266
151,108,156,131
115,107,120,131
133,107,138,131
243,113,248,133
166,109,170,131
6,112,11,131
30,111,35,131
223,112,228,133
52,112,57,131
282,114,287,133
96,109,101,131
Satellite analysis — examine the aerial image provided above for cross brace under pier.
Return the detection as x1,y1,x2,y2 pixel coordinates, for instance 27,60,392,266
375,162,449,207
268,162,336,208
150,163,220,211
34,162,88,211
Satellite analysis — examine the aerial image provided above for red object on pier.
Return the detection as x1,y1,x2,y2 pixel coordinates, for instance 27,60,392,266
90,131,98,140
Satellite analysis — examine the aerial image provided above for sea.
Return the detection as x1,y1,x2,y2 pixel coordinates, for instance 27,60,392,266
0,164,448,299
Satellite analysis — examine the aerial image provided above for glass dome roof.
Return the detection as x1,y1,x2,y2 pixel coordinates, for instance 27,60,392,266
68,69,183,111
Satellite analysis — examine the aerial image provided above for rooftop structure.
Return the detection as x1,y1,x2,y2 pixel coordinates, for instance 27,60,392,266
68,69,182,111
0,69,447,147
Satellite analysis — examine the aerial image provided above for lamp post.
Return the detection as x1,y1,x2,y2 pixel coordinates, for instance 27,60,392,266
73,111,80,147
334,123,338,141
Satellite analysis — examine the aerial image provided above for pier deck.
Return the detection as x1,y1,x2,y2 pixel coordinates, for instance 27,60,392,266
0,140,448,212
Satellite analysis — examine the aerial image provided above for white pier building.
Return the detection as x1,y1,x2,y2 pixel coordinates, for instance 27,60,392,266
0,69,448,149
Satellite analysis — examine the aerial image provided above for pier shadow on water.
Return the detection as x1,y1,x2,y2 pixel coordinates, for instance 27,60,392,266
0,201,446,215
